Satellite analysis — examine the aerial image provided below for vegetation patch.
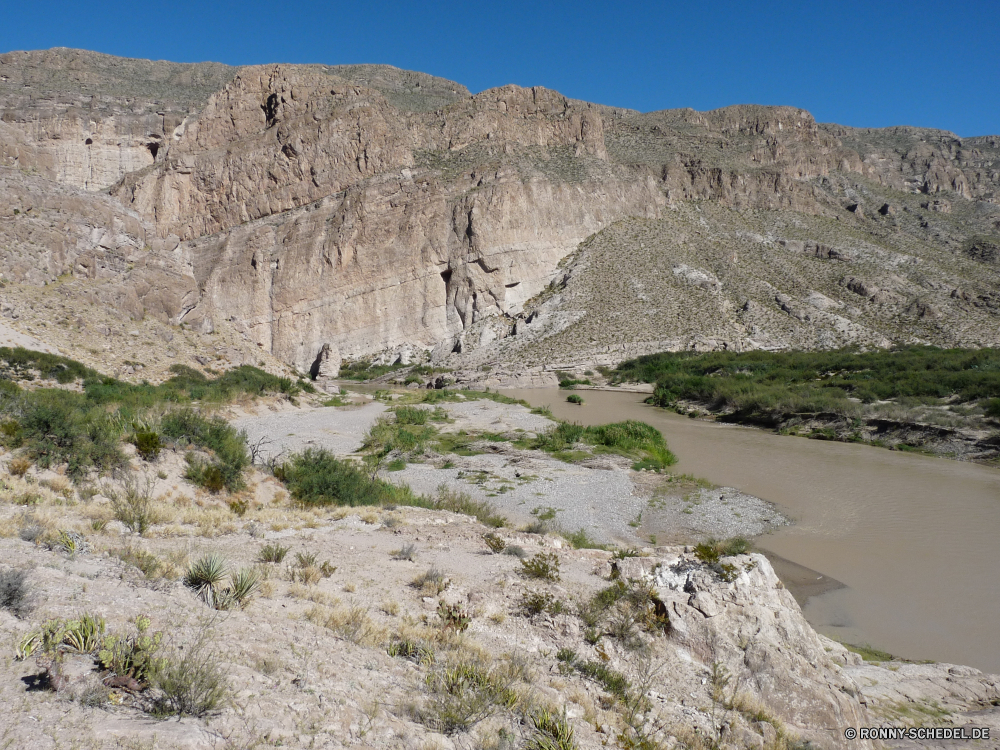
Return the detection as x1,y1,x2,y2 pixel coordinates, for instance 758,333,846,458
0,349,296,480
277,448,419,507
616,345,1000,422
525,419,676,470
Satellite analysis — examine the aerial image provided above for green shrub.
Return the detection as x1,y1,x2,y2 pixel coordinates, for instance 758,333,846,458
278,448,417,507
520,591,564,617
520,552,561,582
615,346,1000,420
482,532,506,554
575,660,630,700
394,405,429,425
433,485,505,527
0,351,291,478
164,410,248,492
984,398,1000,418
132,431,161,461
564,528,606,550
153,628,229,717
694,536,751,565
413,660,519,735
111,544,164,578
566,394,584,405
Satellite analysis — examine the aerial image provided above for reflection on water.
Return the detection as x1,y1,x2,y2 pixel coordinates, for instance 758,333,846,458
502,387,1000,673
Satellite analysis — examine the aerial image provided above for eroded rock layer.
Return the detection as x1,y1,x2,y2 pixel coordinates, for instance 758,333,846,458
1,48,999,375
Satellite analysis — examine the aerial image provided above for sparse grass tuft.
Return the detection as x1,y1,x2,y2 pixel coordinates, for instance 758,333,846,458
107,476,155,534
258,543,290,563
153,627,229,717
0,568,33,618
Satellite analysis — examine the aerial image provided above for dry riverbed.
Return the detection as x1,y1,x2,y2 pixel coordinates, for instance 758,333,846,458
233,394,789,546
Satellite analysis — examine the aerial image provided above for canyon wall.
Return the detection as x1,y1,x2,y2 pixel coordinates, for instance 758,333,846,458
1,49,998,374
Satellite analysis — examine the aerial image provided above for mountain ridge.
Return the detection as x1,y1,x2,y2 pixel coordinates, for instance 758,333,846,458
0,47,998,381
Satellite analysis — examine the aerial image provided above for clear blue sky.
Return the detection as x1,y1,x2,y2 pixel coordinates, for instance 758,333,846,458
2,0,997,137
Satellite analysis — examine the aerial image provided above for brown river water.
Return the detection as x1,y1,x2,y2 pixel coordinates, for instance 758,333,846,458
501,387,1000,673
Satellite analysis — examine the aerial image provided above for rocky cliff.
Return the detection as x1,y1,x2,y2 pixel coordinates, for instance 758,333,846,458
1,48,999,377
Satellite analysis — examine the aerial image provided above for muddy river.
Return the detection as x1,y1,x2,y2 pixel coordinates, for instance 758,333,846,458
502,387,1000,673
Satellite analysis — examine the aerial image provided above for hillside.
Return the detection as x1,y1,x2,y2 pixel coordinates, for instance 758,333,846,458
0,47,998,383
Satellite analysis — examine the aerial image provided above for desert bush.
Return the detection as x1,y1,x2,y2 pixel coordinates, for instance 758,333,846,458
984,398,1000,418
258,543,290,563
575,659,630,700
0,568,33,618
580,579,669,641
564,528,606,550
107,475,155,534
153,628,229,717
308,605,384,646
520,552,561,582
411,567,448,595
413,659,520,735
184,554,260,610
393,405,430,425
503,544,528,558
616,345,1000,421
162,410,248,492
393,543,417,561
7,456,31,476
566,394,584,405
520,591,564,618
694,536,751,565
277,448,417,507
482,532,506,554
111,544,166,578
2,388,125,476
132,431,161,461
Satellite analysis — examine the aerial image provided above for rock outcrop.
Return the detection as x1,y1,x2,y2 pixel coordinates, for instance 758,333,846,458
1,48,999,375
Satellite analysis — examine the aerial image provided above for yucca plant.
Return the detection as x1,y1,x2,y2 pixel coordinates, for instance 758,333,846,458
63,613,106,653
184,554,228,607
525,707,576,750
184,554,260,610
16,613,107,660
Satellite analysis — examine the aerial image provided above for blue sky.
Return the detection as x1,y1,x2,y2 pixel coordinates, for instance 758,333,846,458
2,0,997,137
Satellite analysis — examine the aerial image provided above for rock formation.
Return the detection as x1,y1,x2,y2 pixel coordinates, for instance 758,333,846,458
1,48,999,375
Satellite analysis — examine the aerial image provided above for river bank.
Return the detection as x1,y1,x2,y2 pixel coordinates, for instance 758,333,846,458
500,387,1000,675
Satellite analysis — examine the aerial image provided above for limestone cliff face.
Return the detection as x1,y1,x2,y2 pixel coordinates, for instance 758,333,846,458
1,49,998,375
0,48,236,190
108,66,663,371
